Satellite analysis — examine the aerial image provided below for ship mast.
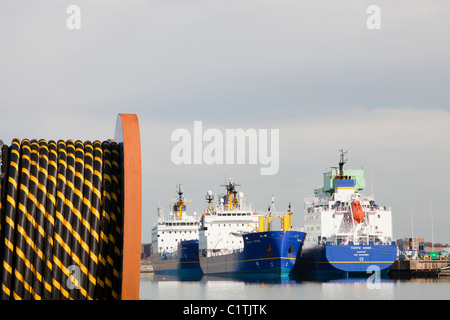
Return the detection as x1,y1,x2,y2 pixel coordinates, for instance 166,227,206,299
205,190,214,212
221,179,241,211
338,149,347,178
174,184,185,220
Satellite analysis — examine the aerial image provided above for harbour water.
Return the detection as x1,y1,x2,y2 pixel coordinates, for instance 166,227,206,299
140,273,450,300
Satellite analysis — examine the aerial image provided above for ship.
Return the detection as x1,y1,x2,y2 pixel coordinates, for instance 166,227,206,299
298,150,397,278
198,179,306,277
149,185,202,277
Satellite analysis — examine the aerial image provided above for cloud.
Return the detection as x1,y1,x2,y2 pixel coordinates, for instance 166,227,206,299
1,1,449,244
141,107,450,243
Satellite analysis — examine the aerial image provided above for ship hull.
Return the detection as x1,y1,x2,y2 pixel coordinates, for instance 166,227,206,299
200,231,305,277
298,242,397,278
150,239,202,276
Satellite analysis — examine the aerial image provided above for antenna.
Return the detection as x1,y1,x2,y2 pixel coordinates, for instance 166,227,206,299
338,149,347,177
205,190,214,211
430,202,434,252
411,203,414,249
221,178,240,195
177,184,184,201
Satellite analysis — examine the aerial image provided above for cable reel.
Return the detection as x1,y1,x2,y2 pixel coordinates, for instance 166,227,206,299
0,114,142,300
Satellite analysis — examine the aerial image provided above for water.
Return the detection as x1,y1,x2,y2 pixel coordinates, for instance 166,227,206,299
140,273,450,300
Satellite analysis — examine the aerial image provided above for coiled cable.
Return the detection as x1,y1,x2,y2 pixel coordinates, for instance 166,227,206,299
0,138,123,300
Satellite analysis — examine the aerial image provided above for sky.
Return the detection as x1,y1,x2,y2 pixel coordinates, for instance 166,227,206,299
1,0,449,244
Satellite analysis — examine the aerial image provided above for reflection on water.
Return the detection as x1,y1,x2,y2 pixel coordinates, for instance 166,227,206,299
140,273,450,300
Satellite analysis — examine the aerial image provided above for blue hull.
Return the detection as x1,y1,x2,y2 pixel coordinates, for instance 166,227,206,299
200,231,305,277
149,239,202,277
298,242,397,278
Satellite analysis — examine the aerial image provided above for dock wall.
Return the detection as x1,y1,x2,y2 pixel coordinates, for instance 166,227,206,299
390,260,450,278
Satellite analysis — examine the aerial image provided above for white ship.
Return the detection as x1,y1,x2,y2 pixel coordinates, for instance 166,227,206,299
199,179,305,276
199,179,260,259
299,150,397,277
149,185,201,275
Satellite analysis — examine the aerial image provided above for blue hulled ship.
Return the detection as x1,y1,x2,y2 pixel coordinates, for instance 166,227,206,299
299,150,397,278
149,185,202,277
198,180,305,277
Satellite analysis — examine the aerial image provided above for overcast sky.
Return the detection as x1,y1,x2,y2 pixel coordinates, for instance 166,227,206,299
1,1,449,244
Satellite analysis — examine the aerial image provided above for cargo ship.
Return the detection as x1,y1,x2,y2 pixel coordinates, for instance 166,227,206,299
299,150,397,278
199,179,305,277
149,185,202,276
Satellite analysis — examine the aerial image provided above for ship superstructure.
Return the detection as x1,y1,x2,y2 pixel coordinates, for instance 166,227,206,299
199,180,260,258
150,185,201,275
299,151,397,277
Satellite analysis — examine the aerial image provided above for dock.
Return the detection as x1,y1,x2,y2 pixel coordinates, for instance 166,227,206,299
389,260,450,278
140,263,154,273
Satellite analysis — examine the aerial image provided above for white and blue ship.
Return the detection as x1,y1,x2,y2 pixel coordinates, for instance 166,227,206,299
149,151,396,280
299,150,397,278
149,185,202,277
198,180,305,277
150,180,305,278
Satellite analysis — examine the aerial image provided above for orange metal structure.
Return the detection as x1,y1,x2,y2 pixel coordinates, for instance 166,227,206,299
114,114,142,300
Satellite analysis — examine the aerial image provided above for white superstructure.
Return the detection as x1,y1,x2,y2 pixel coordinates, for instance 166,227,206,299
304,151,393,247
199,180,261,257
151,185,200,258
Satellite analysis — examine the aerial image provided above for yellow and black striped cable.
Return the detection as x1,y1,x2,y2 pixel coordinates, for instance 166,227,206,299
0,139,123,300
1,138,20,300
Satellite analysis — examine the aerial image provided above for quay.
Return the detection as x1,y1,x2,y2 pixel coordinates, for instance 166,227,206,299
140,263,154,273
389,260,450,278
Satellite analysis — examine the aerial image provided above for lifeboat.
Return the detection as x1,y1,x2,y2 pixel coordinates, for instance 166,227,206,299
351,200,364,224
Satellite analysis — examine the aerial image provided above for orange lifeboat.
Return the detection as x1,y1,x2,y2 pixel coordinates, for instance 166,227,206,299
351,200,364,224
